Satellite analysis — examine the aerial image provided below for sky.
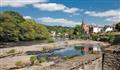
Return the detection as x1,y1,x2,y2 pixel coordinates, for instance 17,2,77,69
0,0,120,27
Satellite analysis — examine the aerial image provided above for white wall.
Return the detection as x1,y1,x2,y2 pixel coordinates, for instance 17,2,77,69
105,27,113,32
93,27,102,33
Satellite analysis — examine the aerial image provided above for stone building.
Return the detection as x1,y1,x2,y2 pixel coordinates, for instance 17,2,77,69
81,19,93,34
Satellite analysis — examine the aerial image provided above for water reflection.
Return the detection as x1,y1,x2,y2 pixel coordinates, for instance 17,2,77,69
53,47,84,58
36,44,101,59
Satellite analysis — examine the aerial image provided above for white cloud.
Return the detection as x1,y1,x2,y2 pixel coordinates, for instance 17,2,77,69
0,0,48,7
1,0,80,14
23,16,32,19
33,3,65,11
37,17,81,27
33,3,80,14
64,8,79,14
105,16,120,22
85,9,120,22
85,9,120,17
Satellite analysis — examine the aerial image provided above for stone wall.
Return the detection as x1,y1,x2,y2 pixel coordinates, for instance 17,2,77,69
83,57,102,70
102,45,120,70
78,45,120,70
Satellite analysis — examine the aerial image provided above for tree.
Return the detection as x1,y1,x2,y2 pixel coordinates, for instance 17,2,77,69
73,25,85,39
3,10,25,23
0,11,51,42
18,20,36,41
0,13,19,41
115,22,120,31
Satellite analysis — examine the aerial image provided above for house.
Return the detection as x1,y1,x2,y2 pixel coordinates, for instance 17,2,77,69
93,26,103,33
105,27,113,32
104,25,114,32
81,19,115,33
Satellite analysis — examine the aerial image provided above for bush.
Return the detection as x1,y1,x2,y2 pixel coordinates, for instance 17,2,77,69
99,36,109,42
92,34,120,44
15,61,24,68
91,34,99,41
30,56,37,65
109,36,120,44
38,56,48,63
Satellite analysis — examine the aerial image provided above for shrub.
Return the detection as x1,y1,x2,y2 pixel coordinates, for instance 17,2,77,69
92,33,120,45
15,61,24,68
38,56,48,63
109,36,120,44
30,56,37,65
91,34,99,41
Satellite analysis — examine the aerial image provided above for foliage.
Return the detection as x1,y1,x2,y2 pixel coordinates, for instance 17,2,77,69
73,25,88,39
47,24,88,40
30,56,37,65
91,33,120,44
47,26,74,38
109,36,120,44
38,56,48,63
115,22,120,31
73,25,84,35
0,11,51,42
15,61,24,68
3,11,25,23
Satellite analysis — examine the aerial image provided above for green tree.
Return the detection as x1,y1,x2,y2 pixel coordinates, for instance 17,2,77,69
18,20,36,40
3,10,25,23
0,11,51,42
34,24,50,40
0,13,19,41
73,25,85,39
115,22,120,31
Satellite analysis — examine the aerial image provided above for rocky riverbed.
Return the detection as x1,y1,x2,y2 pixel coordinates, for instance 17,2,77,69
0,40,109,70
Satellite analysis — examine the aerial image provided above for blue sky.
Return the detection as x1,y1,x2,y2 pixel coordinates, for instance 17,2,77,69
0,0,120,27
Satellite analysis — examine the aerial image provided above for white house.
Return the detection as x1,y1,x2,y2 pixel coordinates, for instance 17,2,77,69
93,26,103,33
105,26,114,32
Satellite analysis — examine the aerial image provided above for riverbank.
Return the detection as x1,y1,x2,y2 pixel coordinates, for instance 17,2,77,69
15,54,102,70
0,40,109,70
0,40,109,54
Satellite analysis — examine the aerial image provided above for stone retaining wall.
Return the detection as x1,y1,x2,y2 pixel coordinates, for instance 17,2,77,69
102,45,120,70
79,57,102,70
